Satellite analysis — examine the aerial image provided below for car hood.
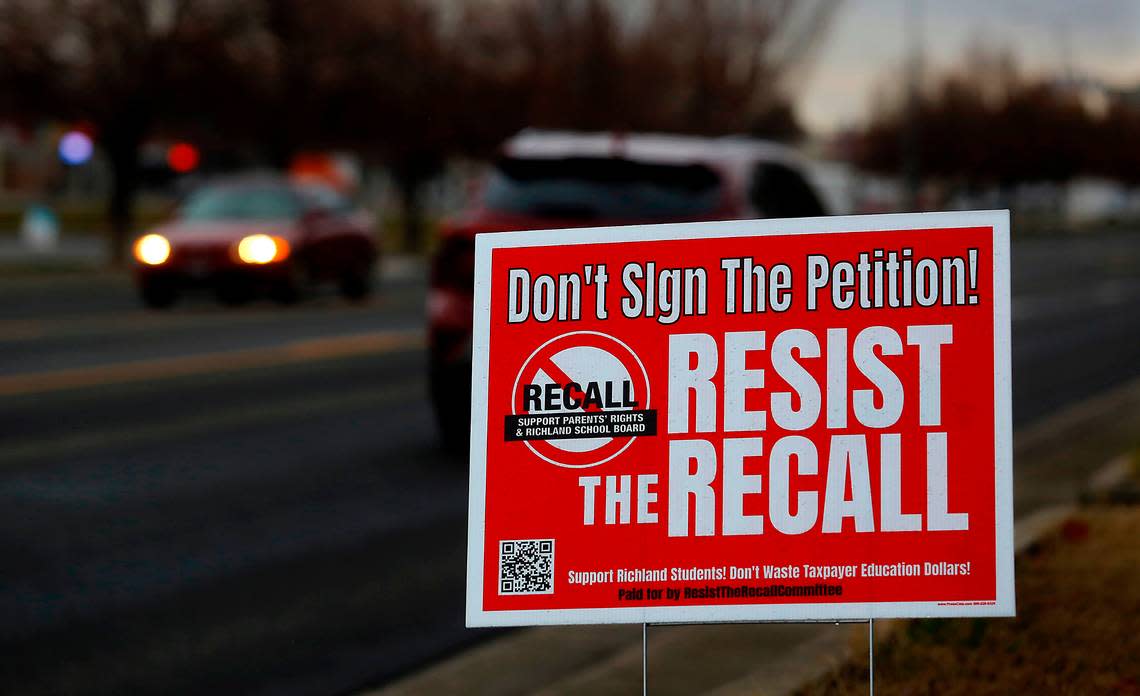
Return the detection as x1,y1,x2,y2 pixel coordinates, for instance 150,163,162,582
149,220,301,248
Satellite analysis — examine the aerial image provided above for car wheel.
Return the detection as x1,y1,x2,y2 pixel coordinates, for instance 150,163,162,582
338,263,373,302
140,278,178,309
269,262,305,305
430,357,472,458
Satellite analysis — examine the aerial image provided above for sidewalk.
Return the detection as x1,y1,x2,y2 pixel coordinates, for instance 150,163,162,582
366,376,1140,696
0,234,107,269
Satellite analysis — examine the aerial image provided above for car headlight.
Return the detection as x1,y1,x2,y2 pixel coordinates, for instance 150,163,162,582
134,234,171,265
237,234,290,264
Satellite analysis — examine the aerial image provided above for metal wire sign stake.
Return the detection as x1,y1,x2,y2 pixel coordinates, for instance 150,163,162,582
869,618,875,696
642,622,648,696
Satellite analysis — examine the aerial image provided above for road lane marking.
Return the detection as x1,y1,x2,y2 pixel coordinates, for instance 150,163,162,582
1010,277,1140,322
0,328,423,398
0,379,424,468
0,320,47,340
0,289,423,344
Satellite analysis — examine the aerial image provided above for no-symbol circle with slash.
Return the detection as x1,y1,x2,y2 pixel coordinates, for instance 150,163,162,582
511,330,650,468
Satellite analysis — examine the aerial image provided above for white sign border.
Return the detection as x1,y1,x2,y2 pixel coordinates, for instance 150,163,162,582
467,210,1014,627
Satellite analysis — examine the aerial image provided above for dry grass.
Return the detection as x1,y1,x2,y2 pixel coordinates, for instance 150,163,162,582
798,507,1140,695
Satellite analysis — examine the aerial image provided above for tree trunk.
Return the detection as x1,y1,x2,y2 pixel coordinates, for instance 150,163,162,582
265,126,296,171
395,169,425,253
104,126,143,267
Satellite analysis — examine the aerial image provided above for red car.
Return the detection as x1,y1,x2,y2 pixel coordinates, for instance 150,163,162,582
132,177,378,308
429,130,829,449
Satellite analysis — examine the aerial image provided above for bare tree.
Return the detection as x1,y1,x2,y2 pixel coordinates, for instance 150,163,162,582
1,0,840,255
508,0,829,137
853,49,1140,191
348,0,839,248
0,0,263,264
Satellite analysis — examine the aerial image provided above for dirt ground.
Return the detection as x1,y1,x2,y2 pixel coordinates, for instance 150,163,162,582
798,506,1140,695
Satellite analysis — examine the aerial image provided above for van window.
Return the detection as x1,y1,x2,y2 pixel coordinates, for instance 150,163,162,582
484,157,723,220
749,163,826,218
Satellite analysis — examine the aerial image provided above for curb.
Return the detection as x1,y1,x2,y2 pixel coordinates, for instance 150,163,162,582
371,625,641,696
367,506,1112,696
1081,452,1140,504
1013,504,1078,555
701,502,1081,696
365,376,1140,696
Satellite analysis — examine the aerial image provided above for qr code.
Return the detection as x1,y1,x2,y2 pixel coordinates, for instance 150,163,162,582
498,539,554,595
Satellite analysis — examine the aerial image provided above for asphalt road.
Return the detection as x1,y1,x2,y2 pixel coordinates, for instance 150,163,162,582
1,232,1139,695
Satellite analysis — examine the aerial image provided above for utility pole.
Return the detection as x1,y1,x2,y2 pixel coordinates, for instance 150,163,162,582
902,0,923,210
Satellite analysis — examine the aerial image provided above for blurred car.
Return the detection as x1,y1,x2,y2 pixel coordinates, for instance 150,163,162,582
428,130,829,450
132,176,378,308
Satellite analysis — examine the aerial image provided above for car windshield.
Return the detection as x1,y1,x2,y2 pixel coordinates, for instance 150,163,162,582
483,157,722,220
181,185,301,221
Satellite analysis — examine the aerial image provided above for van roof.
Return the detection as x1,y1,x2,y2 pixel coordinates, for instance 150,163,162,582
504,129,804,173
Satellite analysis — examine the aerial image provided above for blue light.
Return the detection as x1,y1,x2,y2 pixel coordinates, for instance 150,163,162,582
58,131,93,165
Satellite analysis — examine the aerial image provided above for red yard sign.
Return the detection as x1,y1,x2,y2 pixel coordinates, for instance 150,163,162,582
466,211,1013,626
